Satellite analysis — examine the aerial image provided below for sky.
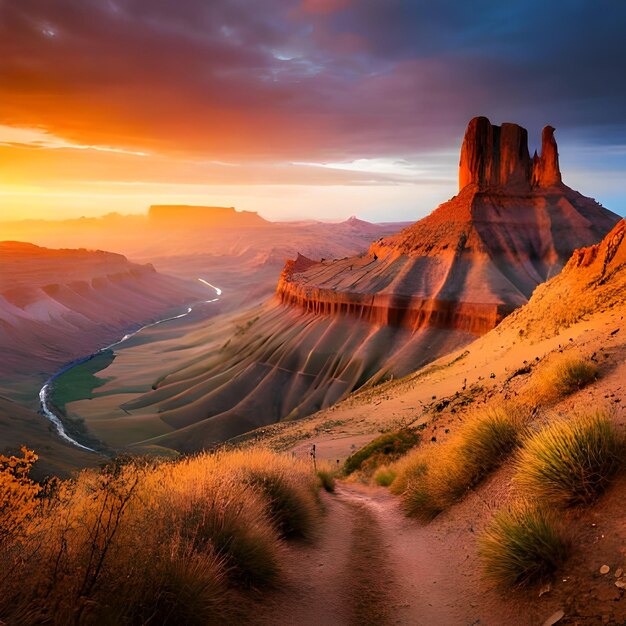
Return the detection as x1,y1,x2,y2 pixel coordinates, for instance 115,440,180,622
1,0,625,223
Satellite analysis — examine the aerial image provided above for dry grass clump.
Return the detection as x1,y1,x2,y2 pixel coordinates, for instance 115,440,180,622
534,355,598,404
0,448,320,624
315,460,337,493
343,429,420,476
373,465,396,487
392,404,530,520
224,449,321,540
479,502,569,587
514,411,623,507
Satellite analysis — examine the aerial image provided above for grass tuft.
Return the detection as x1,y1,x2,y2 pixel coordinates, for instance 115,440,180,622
393,404,530,519
479,502,569,587
373,465,396,487
316,467,337,493
534,355,598,404
514,411,623,506
343,429,420,476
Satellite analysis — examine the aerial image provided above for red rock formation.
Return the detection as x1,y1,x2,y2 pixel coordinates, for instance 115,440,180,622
279,118,620,337
459,117,562,191
532,126,562,187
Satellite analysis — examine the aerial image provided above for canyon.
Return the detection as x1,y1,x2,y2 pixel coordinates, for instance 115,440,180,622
55,118,620,454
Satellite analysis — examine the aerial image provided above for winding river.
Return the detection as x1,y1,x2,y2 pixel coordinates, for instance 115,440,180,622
38,278,221,453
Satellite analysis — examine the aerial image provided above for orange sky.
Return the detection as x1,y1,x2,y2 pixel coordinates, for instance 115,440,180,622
1,1,625,223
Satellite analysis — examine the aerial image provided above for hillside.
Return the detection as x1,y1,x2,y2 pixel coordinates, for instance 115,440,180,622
0,241,206,383
233,220,626,625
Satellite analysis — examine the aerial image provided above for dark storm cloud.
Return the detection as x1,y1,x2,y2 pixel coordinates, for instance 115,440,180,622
0,0,625,160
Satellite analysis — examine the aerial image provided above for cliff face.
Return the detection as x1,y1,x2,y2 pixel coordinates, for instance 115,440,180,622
278,117,620,338
458,116,561,191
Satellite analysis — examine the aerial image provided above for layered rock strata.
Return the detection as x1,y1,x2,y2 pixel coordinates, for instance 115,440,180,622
278,118,619,336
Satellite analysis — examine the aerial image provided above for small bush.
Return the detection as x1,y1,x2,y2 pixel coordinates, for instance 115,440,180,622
394,404,530,519
514,411,623,506
344,429,420,475
479,503,569,587
226,449,321,541
373,466,396,487
535,356,598,403
316,468,336,493
0,447,40,542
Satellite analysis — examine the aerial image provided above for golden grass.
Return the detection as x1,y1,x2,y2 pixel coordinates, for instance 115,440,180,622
391,404,530,520
316,460,338,493
343,429,420,476
0,448,320,624
479,502,569,587
373,465,396,487
532,355,598,404
514,411,624,507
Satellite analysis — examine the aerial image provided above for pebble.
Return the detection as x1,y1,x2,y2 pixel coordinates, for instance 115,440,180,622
615,568,624,578
600,565,611,575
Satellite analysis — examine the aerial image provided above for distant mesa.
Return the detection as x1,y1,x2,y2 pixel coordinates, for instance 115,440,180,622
148,205,268,227
459,116,562,191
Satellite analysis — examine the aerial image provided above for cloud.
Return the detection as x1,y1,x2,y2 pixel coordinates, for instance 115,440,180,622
0,0,625,219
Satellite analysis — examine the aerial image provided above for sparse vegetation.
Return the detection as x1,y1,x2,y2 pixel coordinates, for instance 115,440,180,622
373,465,396,487
344,429,420,476
479,502,569,587
316,462,337,493
514,411,623,506
534,355,598,403
393,404,530,519
0,448,320,624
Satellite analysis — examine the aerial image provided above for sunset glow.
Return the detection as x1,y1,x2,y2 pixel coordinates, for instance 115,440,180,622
1,1,625,222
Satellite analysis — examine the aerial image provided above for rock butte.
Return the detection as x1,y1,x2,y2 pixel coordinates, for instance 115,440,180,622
278,116,619,336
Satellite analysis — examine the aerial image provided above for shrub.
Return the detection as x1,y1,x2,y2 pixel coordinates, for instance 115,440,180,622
224,449,321,541
514,411,623,506
344,429,420,475
316,467,336,493
0,448,320,624
394,404,530,519
0,447,40,543
373,465,396,487
535,356,598,403
479,502,569,587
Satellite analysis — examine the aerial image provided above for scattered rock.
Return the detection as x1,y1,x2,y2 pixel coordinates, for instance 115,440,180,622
538,583,552,597
615,568,624,578
600,565,611,575
542,609,565,626
615,580,626,590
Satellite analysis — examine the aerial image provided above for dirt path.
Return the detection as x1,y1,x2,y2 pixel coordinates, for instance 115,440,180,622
252,482,566,626
254,483,465,625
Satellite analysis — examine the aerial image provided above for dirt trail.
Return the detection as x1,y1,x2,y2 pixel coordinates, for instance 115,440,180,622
254,484,471,626
252,481,565,626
